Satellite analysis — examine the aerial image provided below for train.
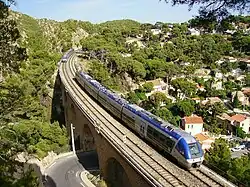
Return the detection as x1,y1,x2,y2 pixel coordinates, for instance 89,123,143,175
64,50,204,170
61,48,74,63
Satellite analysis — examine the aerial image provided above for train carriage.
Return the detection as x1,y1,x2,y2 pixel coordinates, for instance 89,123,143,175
121,104,139,131
98,88,125,119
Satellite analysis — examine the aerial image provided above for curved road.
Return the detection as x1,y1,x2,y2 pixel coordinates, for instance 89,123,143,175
43,151,99,187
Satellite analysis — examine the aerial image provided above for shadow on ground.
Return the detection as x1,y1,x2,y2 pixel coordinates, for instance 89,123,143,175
42,174,57,187
76,151,99,170
50,71,65,126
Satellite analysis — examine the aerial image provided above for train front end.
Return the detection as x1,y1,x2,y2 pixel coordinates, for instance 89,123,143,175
186,141,204,169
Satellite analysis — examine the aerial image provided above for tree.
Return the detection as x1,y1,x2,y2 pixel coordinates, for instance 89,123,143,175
145,58,167,79
245,74,250,87
232,91,242,109
149,92,170,110
153,107,178,126
142,82,154,93
205,138,231,172
171,78,196,98
228,155,250,186
164,63,179,94
0,0,27,79
161,0,249,20
0,125,39,187
175,99,195,117
236,126,247,139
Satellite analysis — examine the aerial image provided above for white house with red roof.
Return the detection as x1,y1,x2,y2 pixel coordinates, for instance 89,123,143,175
181,115,204,136
231,114,250,134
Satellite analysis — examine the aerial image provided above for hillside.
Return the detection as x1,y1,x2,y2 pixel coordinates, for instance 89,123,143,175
10,11,92,53
1,8,250,186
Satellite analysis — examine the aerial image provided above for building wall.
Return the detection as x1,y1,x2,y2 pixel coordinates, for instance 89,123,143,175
239,118,250,134
184,123,203,136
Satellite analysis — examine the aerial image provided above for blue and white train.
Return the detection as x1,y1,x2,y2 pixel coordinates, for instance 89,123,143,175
74,71,204,170
61,48,74,63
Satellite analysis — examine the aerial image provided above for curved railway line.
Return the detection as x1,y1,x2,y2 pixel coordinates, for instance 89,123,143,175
59,52,237,187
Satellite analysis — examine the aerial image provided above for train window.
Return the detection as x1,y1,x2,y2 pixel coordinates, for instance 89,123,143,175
165,136,175,150
176,142,185,156
153,129,159,138
147,126,153,135
189,143,200,158
159,134,165,142
122,113,135,125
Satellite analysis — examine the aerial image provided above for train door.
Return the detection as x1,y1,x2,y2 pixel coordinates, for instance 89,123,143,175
139,120,146,137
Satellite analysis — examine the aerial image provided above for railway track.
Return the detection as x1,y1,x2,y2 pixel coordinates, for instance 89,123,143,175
59,53,236,187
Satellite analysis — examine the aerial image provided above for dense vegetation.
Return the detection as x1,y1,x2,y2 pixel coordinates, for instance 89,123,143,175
1,0,249,185
205,139,250,186
0,2,73,186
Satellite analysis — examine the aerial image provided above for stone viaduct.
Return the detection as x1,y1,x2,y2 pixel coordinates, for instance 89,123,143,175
61,85,152,187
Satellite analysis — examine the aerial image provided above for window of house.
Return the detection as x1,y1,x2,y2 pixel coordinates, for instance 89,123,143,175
191,125,193,128
188,125,190,129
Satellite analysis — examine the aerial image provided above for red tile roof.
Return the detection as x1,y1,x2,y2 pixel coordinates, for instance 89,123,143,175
195,133,209,142
231,114,247,122
183,115,203,124
242,88,250,95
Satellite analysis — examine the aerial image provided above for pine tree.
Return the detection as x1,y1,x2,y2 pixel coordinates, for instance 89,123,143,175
233,91,241,108
0,0,27,81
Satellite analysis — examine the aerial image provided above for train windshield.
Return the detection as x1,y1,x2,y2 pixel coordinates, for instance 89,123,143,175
189,143,200,158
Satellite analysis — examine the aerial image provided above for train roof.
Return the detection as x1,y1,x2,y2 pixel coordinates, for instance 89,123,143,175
89,79,104,89
80,72,92,80
79,71,128,105
100,87,128,105
174,129,197,144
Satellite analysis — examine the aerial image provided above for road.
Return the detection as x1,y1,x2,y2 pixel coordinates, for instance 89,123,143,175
43,151,99,187
231,149,249,158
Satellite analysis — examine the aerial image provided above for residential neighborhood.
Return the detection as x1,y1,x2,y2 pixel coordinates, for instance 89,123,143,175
134,55,250,153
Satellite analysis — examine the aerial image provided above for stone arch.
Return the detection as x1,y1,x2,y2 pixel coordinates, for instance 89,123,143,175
81,123,96,151
105,157,132,187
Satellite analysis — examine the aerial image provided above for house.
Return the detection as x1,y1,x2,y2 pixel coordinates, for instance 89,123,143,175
247,64,250,72
187,28,200,36
192,97,201,103
231,68,243,77
232,91,249,106
125,38,145,48
239,58,250,72
196,84,205,92
181,115,204,136
215,72,223,79
121,53,131,57
242,88,250,96
201,97,223,105
194,68,211,77
211,81,223,90
223,56,237,63
231,114,250,134
142,79,168,97
195,133,215,151
236,75,246,86
150,29,161,35
217,113,234,134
